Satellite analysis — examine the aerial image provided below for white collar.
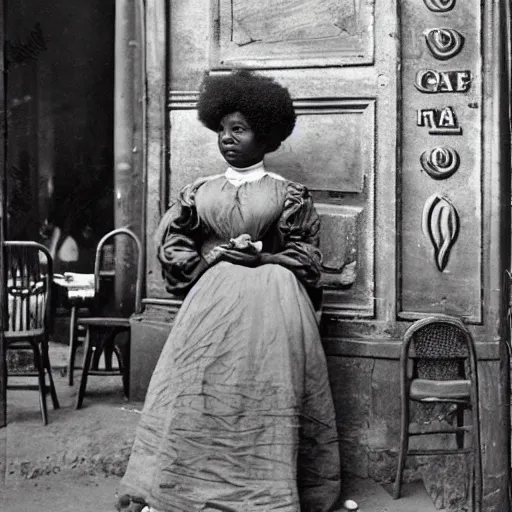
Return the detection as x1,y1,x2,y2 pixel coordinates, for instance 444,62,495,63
225,161,267,186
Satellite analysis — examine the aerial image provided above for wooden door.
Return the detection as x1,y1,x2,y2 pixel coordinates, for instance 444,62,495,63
146,0,399,327
137,3,511,507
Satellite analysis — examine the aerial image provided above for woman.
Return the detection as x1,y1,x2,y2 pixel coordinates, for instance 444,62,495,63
117,70,340,512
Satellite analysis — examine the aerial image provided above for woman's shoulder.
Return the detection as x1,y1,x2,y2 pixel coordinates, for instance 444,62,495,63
265,172,311,198
179,173,224,201
266,170,287,182
184,173,224,190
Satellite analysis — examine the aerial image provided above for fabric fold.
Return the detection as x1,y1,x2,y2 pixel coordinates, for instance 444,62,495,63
122,171,340,512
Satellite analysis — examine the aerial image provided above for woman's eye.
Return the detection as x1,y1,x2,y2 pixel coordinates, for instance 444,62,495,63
233,126,244,133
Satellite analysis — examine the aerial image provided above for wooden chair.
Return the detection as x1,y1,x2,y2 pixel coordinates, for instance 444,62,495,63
75,228,143,409
4,241,60,425
393,315,482,511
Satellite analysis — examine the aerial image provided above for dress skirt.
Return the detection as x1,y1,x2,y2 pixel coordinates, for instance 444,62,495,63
120,261,340,512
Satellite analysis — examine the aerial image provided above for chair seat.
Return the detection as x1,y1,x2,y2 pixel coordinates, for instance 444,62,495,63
4,328,45,340
410,378,471,401
78,317,131,328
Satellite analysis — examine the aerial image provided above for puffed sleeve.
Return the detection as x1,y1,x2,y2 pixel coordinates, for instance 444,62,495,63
261,182,322,288
156,180,209,296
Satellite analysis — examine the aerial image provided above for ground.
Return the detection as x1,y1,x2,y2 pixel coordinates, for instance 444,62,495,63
0,341,437,512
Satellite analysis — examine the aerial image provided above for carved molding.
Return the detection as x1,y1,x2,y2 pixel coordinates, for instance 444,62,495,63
422,194,460,272
266,98,375,193
400,0,483,324
165,95,376,318
212,0,375,68
424,28,465,60
423,0,456,13
168,91,199,110
271,99,375,318
317,204,362,290
420,147,460,180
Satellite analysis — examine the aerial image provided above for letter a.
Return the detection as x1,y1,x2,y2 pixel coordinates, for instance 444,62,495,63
438,107,456,127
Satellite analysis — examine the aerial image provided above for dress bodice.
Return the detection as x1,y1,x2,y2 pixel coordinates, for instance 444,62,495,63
157,170,322,296
194,175,288,243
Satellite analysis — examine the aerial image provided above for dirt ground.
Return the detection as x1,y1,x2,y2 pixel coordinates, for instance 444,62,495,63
0,341,437,512
0,473,121,512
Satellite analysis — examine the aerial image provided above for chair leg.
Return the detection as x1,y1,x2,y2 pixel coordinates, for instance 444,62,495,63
456,404,465,449
32,342,48,425
75,327,94,410
472,404,483,512
393,400,410,499
42,339,60,410
121,367,130,400
115,332,130,399
91,335,103,370
68,305,78,386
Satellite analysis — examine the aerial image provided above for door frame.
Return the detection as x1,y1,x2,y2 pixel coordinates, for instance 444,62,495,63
0,0,7,428
113,0,148,313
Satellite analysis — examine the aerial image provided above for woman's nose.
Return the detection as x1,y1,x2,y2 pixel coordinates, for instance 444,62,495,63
221,130,234,144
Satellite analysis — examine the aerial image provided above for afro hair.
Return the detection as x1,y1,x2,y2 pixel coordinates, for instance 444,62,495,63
197,69,296,153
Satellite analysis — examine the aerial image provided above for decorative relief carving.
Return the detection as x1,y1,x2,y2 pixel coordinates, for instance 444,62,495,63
423,0,456,13
424,28,465,60
400,0,482,322
415,70,471,93
318,205,361,289
422,194,460,272
214,0,375,67
420,147,460,180
417,107,462,135
231,0,358,45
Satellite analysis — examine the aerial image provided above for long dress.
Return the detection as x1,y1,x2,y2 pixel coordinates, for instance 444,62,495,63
119,166,341,512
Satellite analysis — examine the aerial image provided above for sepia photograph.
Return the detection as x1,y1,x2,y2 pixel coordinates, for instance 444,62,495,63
0,1,511,511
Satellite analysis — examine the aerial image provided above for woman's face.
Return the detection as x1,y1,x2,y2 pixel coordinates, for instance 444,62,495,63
217,111,267,168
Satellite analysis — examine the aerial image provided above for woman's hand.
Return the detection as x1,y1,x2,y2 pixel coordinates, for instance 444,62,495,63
203,245,228,265
228,234,262,254
203,234,262,266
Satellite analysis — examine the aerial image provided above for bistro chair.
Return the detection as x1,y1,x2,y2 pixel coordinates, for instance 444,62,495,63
393,315,482,511
4,241,60,425
75,228,143,409
59,249,113,386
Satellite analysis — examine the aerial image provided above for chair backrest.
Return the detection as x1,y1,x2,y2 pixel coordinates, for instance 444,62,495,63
401,315,477,381
94,228,143,315
3,241,53,335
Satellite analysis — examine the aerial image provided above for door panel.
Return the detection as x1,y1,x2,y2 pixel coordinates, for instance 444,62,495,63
212,0,375,68
398,0,482,323
147,0,398,323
